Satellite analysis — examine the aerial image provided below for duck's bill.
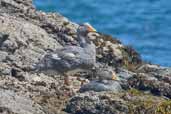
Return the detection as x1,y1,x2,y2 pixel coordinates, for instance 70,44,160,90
112,73,118,80
84,23,97,32
87,26,97,32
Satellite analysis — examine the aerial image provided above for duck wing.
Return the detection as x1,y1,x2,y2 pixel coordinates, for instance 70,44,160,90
54,46,84,60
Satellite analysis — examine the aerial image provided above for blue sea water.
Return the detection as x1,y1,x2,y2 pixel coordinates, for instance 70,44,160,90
33,0,171,67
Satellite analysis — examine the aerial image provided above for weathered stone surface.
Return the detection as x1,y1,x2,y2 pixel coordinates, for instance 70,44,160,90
0,14,62,70
65,92,129,114
0,51,8,62
0,89,44,114
65,91,171,114
128,64,171,98
0,63,11,75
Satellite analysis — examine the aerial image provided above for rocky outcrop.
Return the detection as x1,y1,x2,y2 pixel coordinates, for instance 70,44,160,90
0,0,171,114
0,89,44,114
65,90,171,114
129,64,171,98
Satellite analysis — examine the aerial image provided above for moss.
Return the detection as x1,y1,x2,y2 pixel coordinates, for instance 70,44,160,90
119,46,142,71
124,89,171,114
128,99,155,114
156,100,171,114
98,33,121,44
128,89,144,96
127,95,158,114
94,90,171,114
63,21,69,26
32,91,70,114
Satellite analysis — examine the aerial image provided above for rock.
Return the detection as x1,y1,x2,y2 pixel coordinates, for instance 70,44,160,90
116,68,137,89
0,14,62,70
0,33,9,45
121,46,142,68
92,33,142,68
1,39,18,52
66,91,171,114
111,48,123,60
10,68,25,81
136,64,163,73
130,64,171,95
0,89,44,114
117,68,136,81
80,80,122,92
0,63,11,75
0,51,8,62
65,92,129,114
128,71,171,98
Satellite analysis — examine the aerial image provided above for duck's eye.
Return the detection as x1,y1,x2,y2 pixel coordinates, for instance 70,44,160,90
109,71,113,74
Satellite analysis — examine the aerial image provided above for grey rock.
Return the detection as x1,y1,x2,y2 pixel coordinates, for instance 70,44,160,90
0,89,44,114
117,68,135,81
1,39,18,52
10,68,26,81
66,91,171,114
0,33,8,45
0,51,8,62
65,92,128,114
128,72,171,98
136,64,164,73
0,14,62,70
0,63,11,75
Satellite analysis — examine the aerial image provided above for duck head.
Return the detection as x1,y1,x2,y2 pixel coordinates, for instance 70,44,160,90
77,23,96,36
77,23,96,46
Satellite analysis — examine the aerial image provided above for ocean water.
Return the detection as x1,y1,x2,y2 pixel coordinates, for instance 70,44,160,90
33,0,171,67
